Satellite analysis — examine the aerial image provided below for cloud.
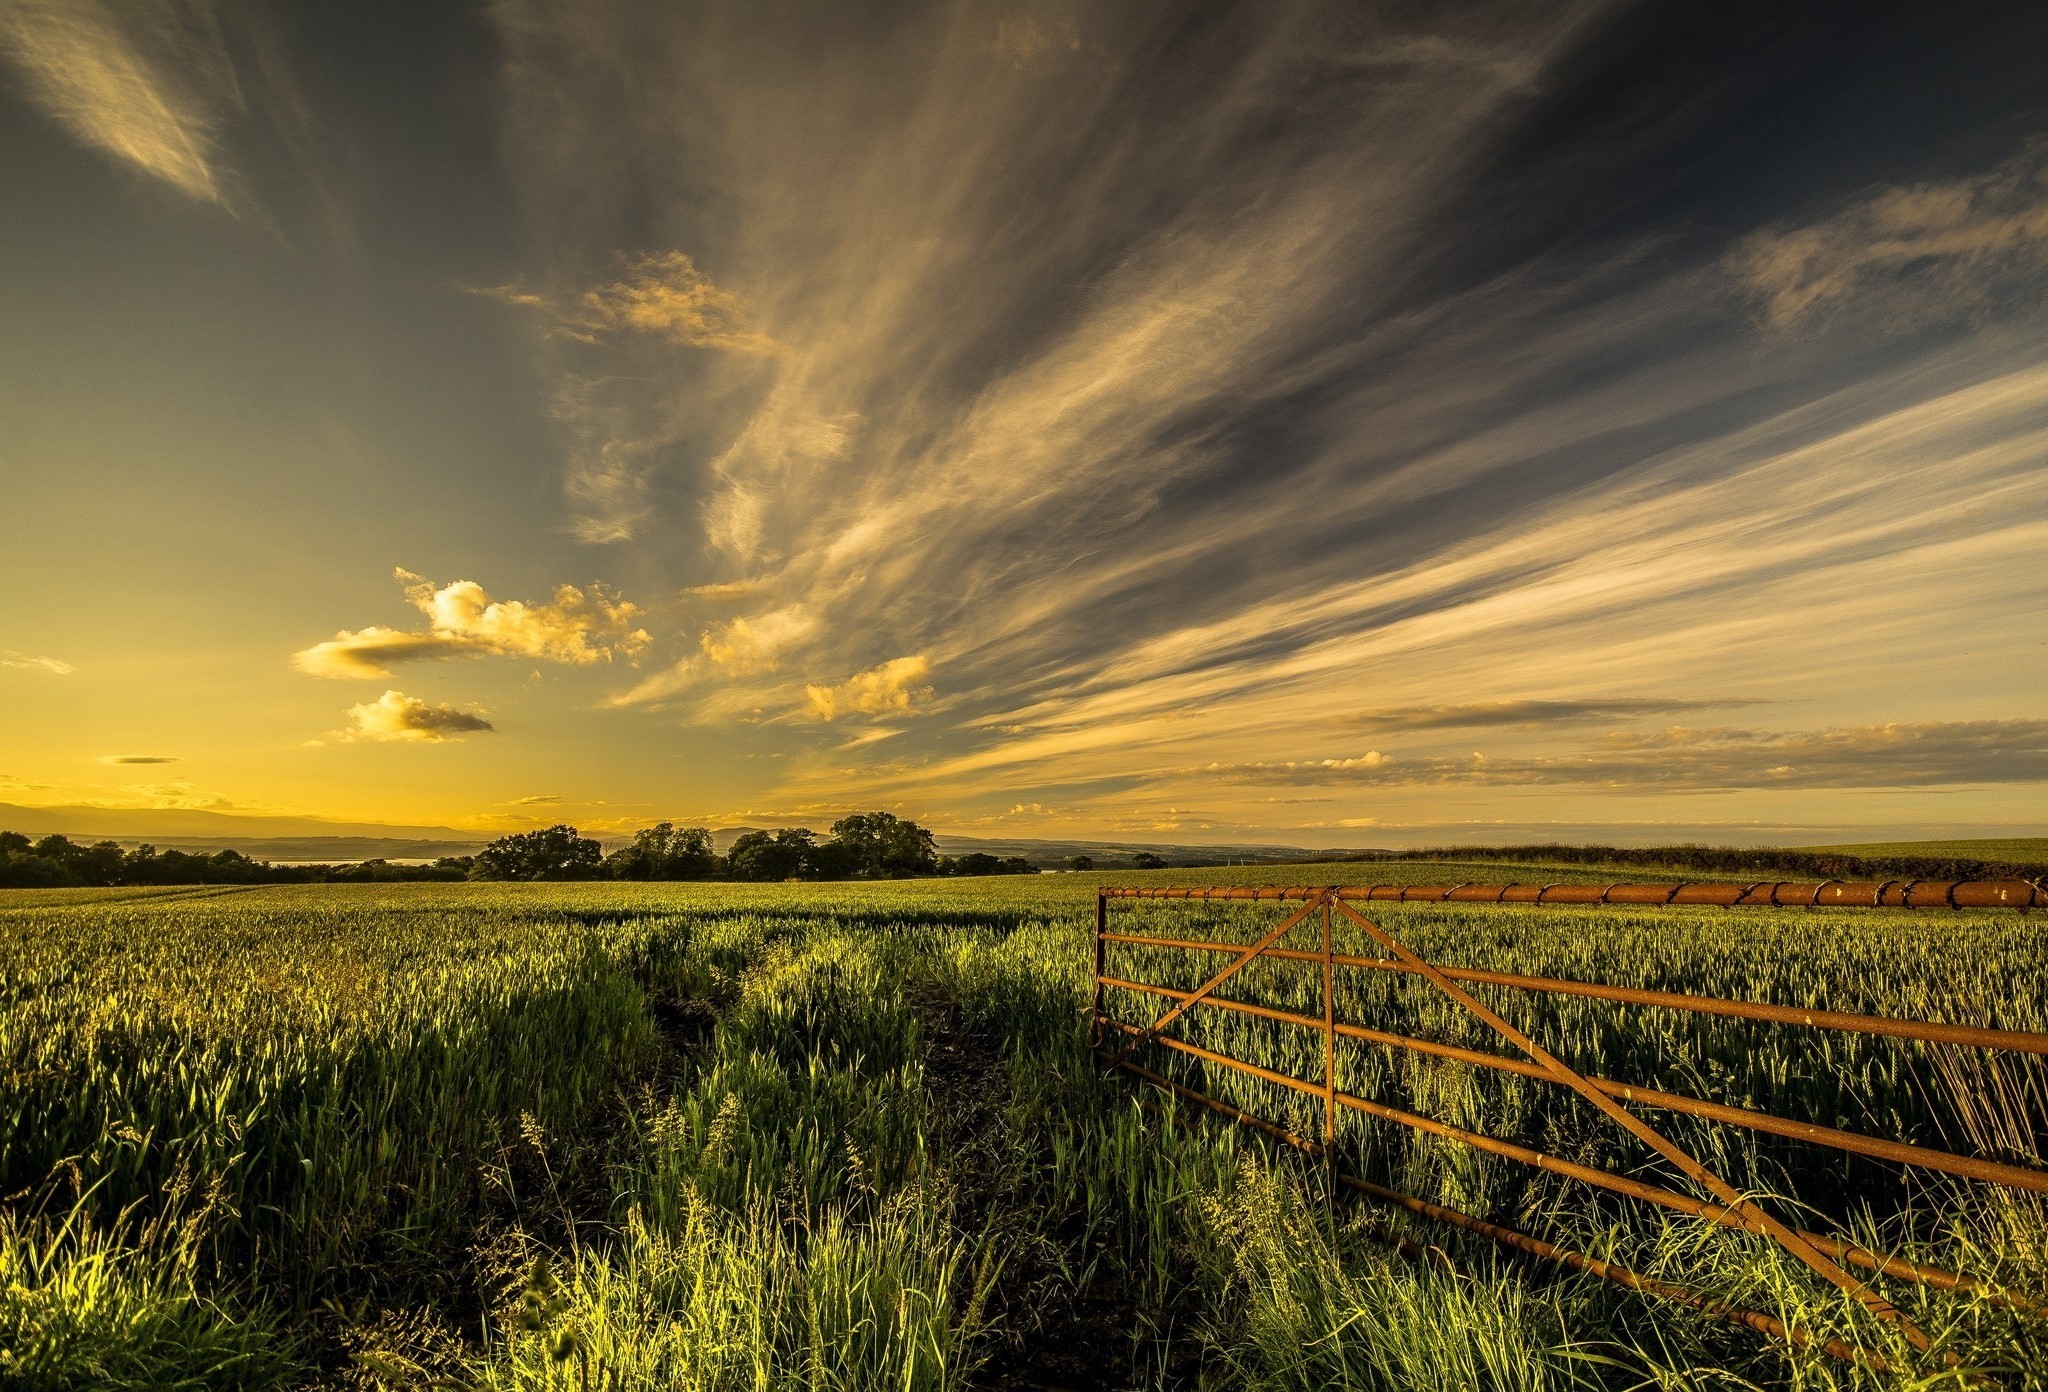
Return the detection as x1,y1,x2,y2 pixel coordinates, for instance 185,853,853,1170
0,0,234,205
475,253,784,543
1195,720,2048,792
100,755,179,765
506,793,561,805
681,579,769,603
476,251,780,355
1,651,74,675
1733,141,2048,332
698,607,816,676
803,656,933,722
85,780,235,810
295,568,649,678
335,691,494,744
1338,699,1762,733
481,6,2048,833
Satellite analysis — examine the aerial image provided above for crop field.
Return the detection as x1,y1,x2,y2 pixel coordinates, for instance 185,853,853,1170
1,862,2043,1390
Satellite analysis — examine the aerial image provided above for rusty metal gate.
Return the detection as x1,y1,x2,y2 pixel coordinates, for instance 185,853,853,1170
1089,879,2048,1369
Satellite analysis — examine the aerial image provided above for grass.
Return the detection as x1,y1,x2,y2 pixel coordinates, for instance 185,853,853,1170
0,863,2042,1389
1793,839,2048,863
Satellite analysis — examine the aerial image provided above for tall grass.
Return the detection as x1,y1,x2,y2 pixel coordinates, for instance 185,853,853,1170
0,868,2041,1388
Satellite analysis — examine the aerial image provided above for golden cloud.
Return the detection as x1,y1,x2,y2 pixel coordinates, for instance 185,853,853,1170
697,607,816,676
0,0,230,205
294,568,650,678
1,650,73,675
803,656,934,722
336,690,494,744
476,251,780,356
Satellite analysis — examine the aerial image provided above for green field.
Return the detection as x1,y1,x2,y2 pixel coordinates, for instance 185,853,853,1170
1,863,2043,1389
1795,839,2048,863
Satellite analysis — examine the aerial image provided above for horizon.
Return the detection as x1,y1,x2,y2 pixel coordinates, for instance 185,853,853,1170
4,3,2046,844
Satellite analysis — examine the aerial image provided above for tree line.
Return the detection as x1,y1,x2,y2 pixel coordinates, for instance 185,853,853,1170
0,813,1041,888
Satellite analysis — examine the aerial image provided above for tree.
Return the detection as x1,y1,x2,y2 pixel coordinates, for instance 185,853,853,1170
727,827,820,881
943,852,1037,877
828,812,939,878
606,823,717,880
1132,851,1166,870
1067,855,1094,872
472,825,605,881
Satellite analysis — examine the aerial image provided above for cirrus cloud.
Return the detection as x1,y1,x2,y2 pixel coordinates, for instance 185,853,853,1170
1191,720,2048,792
1734,141,2048,332
0,0,233,205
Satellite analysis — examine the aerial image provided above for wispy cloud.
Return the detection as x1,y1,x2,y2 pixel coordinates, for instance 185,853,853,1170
0,0,235,204
478,5,2048,833
331,690,494,744
1733,140,2048,332
477,251,781,355
1,651,74,675
473,253,785,543
1193,720,2048,792
295,568,649,678
100,755,179,765
1338,699,1762,733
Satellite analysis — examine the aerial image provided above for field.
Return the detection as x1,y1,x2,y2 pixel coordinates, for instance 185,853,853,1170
1794,839,2048,864
1,862,2044,1390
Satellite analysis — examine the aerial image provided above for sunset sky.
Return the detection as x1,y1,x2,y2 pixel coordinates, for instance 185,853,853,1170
3,1,2046,846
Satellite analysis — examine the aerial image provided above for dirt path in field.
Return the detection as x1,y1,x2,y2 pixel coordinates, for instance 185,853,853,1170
909,985,1195,1392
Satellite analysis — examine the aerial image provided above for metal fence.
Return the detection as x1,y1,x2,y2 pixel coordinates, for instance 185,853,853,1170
1089,879,2048,1369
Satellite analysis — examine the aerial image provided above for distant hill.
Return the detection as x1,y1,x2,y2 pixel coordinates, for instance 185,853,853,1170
0,802,480,847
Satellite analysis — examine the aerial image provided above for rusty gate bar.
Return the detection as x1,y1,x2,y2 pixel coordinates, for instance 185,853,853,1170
1326,895,1924,1347
1099,932,2048,1055
1103,1053,1885,1368
1104,879,2046,908
1320,894,1337,1204
1097,972,2048,1195
1097,894,1324,1073
1098,1017,2026,1312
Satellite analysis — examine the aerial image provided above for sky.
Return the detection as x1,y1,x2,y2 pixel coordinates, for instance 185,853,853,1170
2,0,2046,848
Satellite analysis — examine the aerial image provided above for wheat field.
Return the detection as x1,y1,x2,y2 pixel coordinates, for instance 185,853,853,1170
1,863,2042,1389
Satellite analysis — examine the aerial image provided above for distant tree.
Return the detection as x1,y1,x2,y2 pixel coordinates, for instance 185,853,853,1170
1132,851,1166,870
471,825,604,881
944,852,1038,877
606,823,717,880
1067,855,1094,872
828,812,939,878
727,827,821,881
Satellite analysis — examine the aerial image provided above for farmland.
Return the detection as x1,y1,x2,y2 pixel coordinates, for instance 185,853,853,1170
1,862,2043,1389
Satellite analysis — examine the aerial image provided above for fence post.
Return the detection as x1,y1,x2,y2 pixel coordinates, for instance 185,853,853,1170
1092,889,1108,1048
1321,889,1337,1211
